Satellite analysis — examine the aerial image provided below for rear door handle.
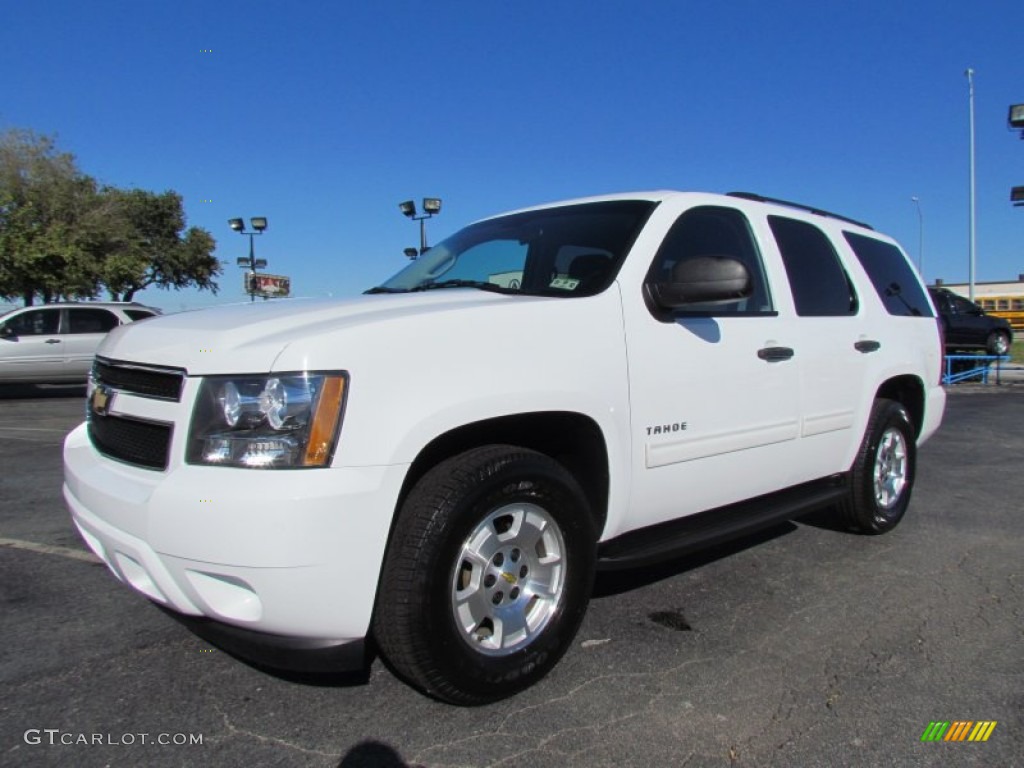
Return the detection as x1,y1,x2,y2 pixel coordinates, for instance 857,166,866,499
758,346,794,362
44,338,61,345
854,340,881,353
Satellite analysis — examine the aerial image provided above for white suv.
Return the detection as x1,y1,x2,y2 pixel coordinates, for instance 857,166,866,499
63,191,945,703
0,302,159,384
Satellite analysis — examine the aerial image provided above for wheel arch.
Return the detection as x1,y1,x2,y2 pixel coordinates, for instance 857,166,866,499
395,411,611,533
875,375,926,438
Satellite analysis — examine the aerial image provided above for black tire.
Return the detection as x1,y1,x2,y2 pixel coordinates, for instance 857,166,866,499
373,445,597,705
986,330,1010,356
840,399,916,534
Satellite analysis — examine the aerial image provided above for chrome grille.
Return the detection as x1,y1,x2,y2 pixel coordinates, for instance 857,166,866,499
93,358,185,401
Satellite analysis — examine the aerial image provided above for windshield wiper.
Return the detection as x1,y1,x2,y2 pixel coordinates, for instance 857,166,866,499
409,279,517,294
363,286,408,294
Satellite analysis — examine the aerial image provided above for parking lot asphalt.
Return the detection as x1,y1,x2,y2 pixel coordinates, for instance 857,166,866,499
1,383,1021,767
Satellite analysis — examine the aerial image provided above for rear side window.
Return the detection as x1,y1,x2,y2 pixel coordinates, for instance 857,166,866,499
769,216,857,316
68,308,120,334
844,232,934,317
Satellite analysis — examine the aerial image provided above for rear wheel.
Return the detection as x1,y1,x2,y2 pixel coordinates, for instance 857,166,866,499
986,330,1010,356
373,445,596,705
840,399,916,534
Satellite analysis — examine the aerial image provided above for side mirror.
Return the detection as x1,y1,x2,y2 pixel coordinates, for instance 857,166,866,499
649,256,751,310
0,325,15,340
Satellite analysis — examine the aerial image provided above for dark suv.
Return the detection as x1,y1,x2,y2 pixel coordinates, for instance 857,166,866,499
928,287,1013,355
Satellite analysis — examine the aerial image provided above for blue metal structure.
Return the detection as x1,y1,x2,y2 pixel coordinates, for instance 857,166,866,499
942,355,1011,385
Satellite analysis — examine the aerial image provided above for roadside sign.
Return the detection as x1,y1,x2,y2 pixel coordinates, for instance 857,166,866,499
245,272,291,298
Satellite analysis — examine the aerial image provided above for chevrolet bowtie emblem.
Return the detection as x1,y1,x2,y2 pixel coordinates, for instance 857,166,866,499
91,385,113,416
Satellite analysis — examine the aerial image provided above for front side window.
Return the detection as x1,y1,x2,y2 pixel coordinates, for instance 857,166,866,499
370,201,657,297
2,309,60,336
646,206,773,314
68,308,120,334
843,232,933,317
949,294,980,315
770,216,857,316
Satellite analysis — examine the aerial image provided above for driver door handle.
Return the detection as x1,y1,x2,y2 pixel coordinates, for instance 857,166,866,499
44,338,61,344
854,340,881,353
758,346,794,362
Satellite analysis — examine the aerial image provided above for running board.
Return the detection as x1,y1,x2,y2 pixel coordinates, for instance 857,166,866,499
597,476,848,571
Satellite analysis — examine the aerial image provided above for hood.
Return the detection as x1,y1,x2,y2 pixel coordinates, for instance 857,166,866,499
98,291,524,374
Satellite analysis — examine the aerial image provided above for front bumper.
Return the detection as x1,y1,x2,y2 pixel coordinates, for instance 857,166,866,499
64,422,407,665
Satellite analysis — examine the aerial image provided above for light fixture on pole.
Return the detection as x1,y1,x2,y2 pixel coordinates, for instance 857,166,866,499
398,197,442,257
229,216,269,302
1009,104,1024,135
910,196,924,278
1010,105,1024,206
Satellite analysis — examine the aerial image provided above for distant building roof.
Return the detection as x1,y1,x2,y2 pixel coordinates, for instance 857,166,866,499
931,276,1024,297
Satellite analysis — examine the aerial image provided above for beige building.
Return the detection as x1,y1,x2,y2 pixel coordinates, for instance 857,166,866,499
932,276,1024,298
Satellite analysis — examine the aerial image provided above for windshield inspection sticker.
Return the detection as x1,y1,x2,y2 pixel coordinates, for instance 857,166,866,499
549,277,580,291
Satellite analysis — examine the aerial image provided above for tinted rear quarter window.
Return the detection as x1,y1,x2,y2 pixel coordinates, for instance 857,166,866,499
768,216,857,316
124,310,157,321
843,232,934,317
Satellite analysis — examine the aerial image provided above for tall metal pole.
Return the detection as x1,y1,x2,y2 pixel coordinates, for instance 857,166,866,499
911,196,924,278
248,233,256,302
966,68,976,302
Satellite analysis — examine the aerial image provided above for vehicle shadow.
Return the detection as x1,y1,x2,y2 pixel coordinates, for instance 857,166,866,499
0,383,87,399
792,504,852,533
160,513,848,693
336,740,423,767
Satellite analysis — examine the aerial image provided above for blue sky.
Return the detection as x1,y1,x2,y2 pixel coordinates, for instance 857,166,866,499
2,0,1022,310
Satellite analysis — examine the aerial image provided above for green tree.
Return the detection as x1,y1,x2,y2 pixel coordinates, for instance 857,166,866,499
0,129,101,304
98,188,221,302
0,129,221,304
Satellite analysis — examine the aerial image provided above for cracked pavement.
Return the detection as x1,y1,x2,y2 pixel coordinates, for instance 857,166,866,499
1,384,1021,767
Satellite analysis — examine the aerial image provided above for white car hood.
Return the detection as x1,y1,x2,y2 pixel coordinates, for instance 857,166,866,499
98,292,524,375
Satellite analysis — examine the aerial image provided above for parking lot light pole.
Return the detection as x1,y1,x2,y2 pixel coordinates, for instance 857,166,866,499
911,196,924,278
966,68,976,302
229,217,268,302
398,198,442,257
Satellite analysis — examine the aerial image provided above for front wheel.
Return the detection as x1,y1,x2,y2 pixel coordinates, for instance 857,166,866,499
373,445,596,705
840,399,917,534
986,330,1010,356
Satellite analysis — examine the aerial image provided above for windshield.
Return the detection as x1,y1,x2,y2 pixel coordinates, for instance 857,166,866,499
369,200,657,297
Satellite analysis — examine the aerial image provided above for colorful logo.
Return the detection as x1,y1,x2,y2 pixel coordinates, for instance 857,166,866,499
921,721,997,742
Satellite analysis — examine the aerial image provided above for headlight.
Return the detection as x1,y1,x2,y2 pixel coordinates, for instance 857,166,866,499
187,372,348,469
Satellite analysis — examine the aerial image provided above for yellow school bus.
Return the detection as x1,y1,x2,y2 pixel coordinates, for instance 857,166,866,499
976,296,1024,332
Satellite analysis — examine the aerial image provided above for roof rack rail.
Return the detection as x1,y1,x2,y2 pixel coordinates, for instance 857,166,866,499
726,192,874,231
